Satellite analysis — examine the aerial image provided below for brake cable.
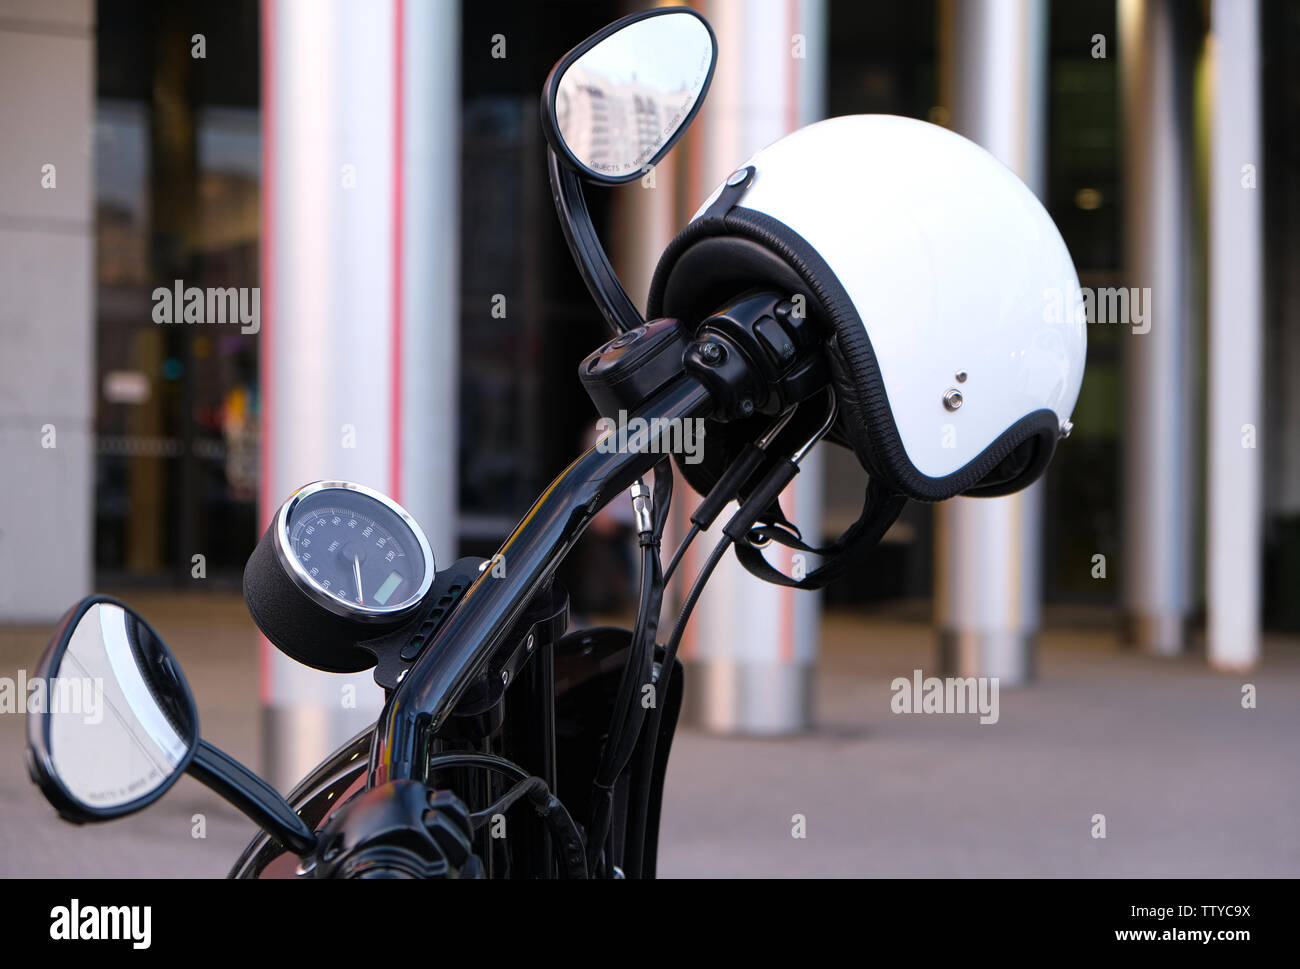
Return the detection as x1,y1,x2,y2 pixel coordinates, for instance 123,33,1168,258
585,458,673,873
623,395,837,877
662,405,798,583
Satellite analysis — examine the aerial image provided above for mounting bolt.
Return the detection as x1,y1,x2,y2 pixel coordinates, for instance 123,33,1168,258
526,634,535,653
500,669,509,686
700,342,723,364
943,389,963,411
739,398,755,417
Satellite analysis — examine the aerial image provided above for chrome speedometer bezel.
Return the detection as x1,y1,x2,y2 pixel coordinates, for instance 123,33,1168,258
271,480,436,623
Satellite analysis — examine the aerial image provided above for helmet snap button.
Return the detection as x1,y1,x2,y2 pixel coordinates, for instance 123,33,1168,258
943,389,963,411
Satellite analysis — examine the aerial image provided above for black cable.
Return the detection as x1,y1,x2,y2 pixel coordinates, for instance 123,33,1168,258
655,533,732,723
623,530,733,877
625,401,836,875
585,459,673,873
427,753,587,878
622,406,820,876
583,543,656,872
470,776,550,827
663,407,795,585
426,752,530,783
662,522,699,583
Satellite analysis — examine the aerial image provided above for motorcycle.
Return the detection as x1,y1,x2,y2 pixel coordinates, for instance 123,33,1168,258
25,7,1085,878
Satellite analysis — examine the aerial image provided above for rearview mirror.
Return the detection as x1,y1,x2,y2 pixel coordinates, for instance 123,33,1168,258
543,8,717,183
26,596,199,822
27,595,318,854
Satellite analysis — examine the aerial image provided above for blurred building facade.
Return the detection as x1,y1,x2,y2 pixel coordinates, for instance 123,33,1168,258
2,0,1298,775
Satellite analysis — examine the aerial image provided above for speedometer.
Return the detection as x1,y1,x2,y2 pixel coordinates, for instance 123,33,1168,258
245,481,438,673
273,481,435,621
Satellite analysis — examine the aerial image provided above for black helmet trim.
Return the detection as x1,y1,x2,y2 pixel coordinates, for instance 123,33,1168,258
648,204,1060,501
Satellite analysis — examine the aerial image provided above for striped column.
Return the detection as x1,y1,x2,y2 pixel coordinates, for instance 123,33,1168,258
260,0,459,790
1206,0,1262,671
935,0,1049,687
1118,0,1195,656
676,0,828,734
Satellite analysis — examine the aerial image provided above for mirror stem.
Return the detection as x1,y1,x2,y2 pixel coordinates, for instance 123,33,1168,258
189,740,317,856
547,150,644,336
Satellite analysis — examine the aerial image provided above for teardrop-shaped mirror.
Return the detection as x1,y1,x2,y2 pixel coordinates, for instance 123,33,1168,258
544,8,717,183
26,597,199,822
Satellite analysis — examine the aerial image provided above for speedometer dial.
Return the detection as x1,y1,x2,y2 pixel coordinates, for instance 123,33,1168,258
272,481,435,621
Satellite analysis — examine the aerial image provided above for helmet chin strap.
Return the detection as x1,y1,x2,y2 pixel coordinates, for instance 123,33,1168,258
733,476,906,591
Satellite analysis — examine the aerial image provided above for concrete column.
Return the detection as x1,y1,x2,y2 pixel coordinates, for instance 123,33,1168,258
1118,0,1195,655
260,0,459,790
675,0,827,734
0,0,95,623
934,0,1048,686
1206,0,1262,671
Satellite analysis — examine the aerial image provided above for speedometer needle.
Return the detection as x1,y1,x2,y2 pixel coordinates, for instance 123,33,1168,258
353,555,364,605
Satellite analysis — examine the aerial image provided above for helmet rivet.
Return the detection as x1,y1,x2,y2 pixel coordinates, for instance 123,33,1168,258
726,168,748,186
1060,420,1073,439
955,370,967,383
943,389,963,411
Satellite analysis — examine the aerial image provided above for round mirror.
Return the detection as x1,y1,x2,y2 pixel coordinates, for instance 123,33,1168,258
27,597,199,821
546,9,716,182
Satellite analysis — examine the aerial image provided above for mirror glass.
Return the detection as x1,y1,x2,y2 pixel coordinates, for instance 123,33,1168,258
46,602,197,810
553,11,714,179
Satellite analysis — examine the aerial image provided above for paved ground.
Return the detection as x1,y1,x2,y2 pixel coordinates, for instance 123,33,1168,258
2,592,1296,878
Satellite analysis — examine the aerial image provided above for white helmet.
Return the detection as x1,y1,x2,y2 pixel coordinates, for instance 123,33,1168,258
649,114,1086,501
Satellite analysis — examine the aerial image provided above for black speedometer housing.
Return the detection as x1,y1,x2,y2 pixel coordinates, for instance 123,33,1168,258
244,482,437,673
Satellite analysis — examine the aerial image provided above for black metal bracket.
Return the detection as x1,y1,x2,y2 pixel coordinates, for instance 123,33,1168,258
359,557,487,692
